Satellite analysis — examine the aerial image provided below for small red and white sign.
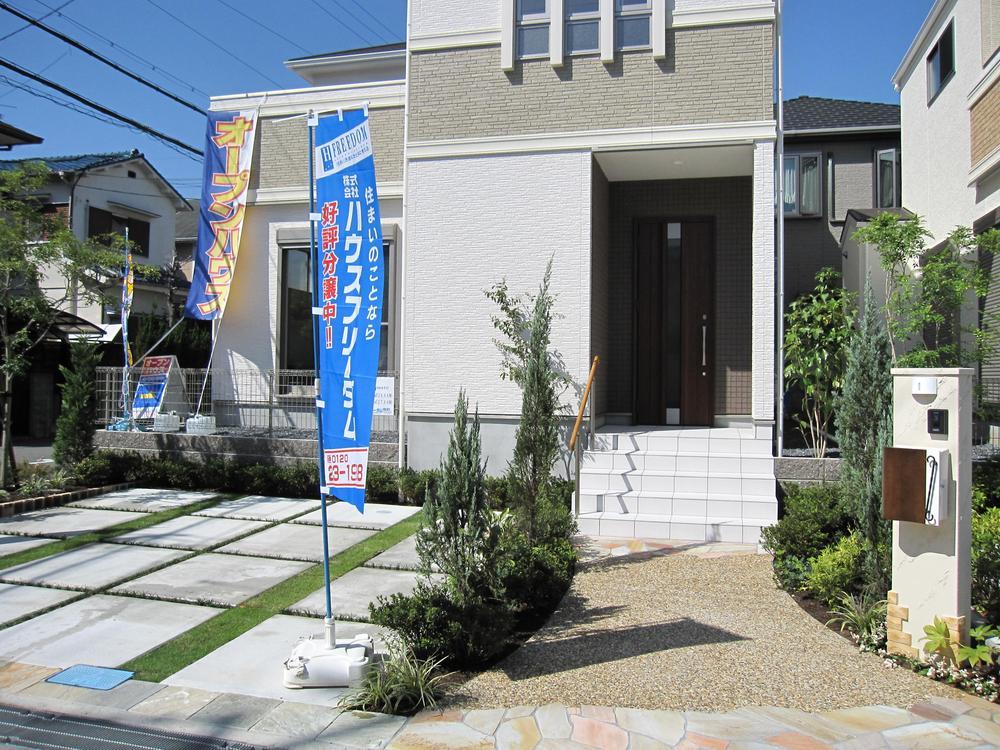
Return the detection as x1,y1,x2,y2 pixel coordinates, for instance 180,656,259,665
324,447,368,489
141,356,174,376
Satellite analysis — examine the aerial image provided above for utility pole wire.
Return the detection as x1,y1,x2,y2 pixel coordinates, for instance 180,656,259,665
0,0,73,43
142,0,285,88
0,58,203,156
213,0,311,55
0,1,206,115
343,0,400,42
308,0,383,46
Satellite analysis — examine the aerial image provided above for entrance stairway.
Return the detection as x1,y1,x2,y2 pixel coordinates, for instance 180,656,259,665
575,426,777,545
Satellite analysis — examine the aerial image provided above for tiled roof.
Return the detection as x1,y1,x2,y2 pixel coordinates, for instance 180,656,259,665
0,150,137,173
783,96,900,132
175,198,200,240
0,120,43,147
287,42,405,63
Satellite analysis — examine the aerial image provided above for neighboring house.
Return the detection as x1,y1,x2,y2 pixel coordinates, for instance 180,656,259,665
174,198,199,285
779,96,902,303
891,0,1000,378
0,120,43,150
211,0,780,543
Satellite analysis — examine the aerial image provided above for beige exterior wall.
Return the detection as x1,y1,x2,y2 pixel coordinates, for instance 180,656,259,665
407,23,773,142
251,106,404,190
971,77,1000,167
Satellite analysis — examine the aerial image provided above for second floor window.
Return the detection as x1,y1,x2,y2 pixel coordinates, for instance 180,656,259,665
616,0,650,50
876,148,902,209
88,206,150,257
927,21,955,102
783,154,821,217
517,0,549,59
565,0,599,55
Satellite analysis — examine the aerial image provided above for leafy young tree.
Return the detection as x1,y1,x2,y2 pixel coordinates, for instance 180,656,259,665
783,268,855,458
415,390,503,603
837,277,894,596
52,340,101,467
0,163,121,488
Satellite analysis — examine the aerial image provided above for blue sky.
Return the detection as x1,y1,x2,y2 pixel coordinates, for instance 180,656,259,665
0,0,932,197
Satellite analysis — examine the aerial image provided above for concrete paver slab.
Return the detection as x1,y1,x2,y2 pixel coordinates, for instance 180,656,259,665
189,692,281,731
217,523,376,562
20,678,163,711
250,700,339,738
291,501,420,530
319,710,408,747
0,507,144,538
195,495,321,522
111,516,267,551
0,543,188,590
0,662,59,693
0,534,55,557
166,614,389,707
110,553,310,606
0,584,78,626
0,595,218,668
290,566,437,621
129,685,220,720
366,535,422,571
70,488,217,513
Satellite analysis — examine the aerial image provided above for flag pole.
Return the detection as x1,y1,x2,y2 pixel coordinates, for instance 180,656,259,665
307,109,336,649
120,226,132,430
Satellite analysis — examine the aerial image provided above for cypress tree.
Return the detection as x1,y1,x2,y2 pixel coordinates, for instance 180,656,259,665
837,276,894,595
53,340,101,468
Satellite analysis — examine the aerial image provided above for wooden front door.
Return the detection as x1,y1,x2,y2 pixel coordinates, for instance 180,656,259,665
634,219,715,426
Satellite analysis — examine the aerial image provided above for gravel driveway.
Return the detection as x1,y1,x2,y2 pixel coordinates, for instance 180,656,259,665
448,546,966,712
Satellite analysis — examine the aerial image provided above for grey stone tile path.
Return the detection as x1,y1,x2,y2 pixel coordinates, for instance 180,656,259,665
0,507,144,537
0,534,55,557
110,515,267,550
217,522,376,562
292,501,421,530
0,583,78,626
0,595,218,668
69,487,217,512
290,566,439,621
366,535,421,571
0,543,187,590
111,552,310,606
166,614,390,706
194,494,321,522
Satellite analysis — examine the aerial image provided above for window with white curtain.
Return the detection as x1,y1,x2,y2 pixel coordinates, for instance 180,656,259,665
783,153,821,217
876,148,901,209
616,0,651,50
517,0,549,59
565,0,599,54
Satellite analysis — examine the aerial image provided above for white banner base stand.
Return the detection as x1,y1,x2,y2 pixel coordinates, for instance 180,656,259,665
282,617,374,688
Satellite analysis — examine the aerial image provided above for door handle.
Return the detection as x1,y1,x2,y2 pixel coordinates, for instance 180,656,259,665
701,324,707,367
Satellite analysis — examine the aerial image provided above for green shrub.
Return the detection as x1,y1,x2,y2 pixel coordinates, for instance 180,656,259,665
53,340,101,468
399,467,438,505
762,482,851,590
973,506,1000,624
484,474,510,510
339,636,452,716
973,457,1000,512
370,579,514,670
804,532,863,605
367,464,400,503
500,532,576,622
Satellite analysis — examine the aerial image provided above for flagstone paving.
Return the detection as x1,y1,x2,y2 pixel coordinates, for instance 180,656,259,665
289,565,440,621
0,543,188,590
110,515,267,550
69,487,218,513
0,506,145,537
110,552,310,606
0,534,56,557
0,595,218,668
0,583,78,626
216,522,377,562
193,494,322,522
292,500,421,530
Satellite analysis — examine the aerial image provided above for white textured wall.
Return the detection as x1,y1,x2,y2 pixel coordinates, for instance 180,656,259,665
751,139,775,423
411,0,500,37
404,150,592,416
900,0,982,241
674,0,773,11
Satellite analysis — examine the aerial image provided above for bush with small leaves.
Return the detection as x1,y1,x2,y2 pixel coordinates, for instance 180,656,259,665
804,532,863,605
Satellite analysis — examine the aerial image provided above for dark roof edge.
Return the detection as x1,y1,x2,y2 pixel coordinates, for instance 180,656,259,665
286,42,406,64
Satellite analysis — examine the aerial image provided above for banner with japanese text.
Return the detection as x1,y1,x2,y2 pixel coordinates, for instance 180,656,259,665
184,109,257,320
313,109,384,512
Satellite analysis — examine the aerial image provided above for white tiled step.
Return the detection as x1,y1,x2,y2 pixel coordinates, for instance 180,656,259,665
577,491,777,520
580,469,775,495
576,511,767,545
590,432,772,455
581,451,775,474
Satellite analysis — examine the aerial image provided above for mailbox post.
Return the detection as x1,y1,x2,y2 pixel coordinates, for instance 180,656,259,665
884,368,973,659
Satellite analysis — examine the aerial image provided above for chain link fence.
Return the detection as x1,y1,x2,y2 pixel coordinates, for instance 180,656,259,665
95,367,399,437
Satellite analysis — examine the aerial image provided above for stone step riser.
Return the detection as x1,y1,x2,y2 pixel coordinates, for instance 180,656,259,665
576,515,763,545
581,453,775,474
580,473,776,496
589,434,772,456
577,494,778,521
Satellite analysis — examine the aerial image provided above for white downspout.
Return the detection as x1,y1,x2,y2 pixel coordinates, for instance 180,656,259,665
775,0,785,456
396,0,413,470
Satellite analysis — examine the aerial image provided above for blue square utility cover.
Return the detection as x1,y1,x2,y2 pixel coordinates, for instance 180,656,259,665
46,664,133,691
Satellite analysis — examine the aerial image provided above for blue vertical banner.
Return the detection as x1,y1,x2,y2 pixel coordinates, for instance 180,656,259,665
313,109,384,512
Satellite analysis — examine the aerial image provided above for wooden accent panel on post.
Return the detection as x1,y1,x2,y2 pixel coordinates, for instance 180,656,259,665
882,446,927,523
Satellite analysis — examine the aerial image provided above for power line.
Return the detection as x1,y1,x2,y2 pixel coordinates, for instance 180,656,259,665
0,0,73,43
31,0,209,98
142,0,285,88
0,58,203,156
0,1,206,115
308,0,382,46
343,0,400,42
213,0,311,55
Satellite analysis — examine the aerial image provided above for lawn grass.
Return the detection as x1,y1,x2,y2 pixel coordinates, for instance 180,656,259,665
0,495,231,572
122,511,424,682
